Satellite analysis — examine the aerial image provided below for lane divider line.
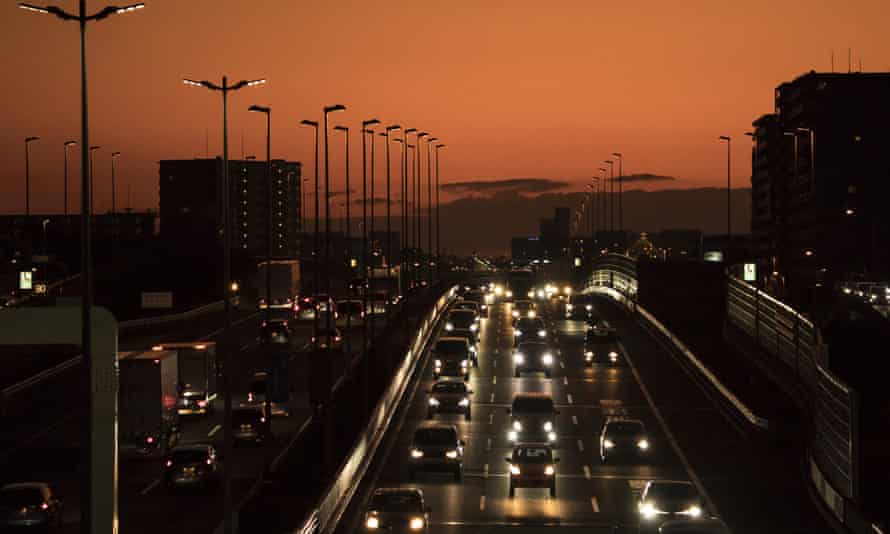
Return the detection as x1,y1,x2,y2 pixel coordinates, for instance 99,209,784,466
590,496,600,513
479,495,486,511
567,393,574,404
140,478,161,496
583,465,591,479
486,437,492,451
572,415,579,426
483,463,489,478
563,376,568,386
492,376,497,385
560,361,565,369
488,413,494,425
577,439,584,452
207,424,222,438
489,393,495,403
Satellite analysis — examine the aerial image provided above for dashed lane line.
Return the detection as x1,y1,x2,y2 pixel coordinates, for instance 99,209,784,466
590,496,600,513
207,424,222,438
583,465,591,479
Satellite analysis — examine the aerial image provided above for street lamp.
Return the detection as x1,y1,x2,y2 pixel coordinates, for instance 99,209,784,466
89,145,101,213
333,125,352,352
598,167,608,238
183,73,265,534
392,136,406,287
24,136,40,216
718,136,731,248
384,125,401,269
425,137,438,282
612,152,623,234
322,105,346,338
248,105,272,325
110,151,120,215
18,3,146,532
416,132,429,271
361,119,380,343
435,144,446,274
300,119,320,346
603,159,614,233
63,141,77,216
406,142,416,281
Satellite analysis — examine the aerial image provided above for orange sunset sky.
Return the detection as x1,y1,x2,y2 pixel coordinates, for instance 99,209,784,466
2,0,889,216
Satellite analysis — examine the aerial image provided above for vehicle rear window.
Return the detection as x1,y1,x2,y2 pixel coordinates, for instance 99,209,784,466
414,427,457,445
432,382,466,394
369,492,422,511
0,488,43,507
514,447,552,462
649,483,698,502
436,340,467,355
512,396,555,413
171,450,209,465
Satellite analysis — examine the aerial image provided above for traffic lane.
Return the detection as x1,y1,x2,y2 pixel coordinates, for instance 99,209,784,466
593,295,830,533
346,300,690,533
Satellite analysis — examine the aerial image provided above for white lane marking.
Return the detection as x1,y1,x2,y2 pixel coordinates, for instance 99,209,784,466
577,439,584,452
488,413,494,425
572,415,579,426
490,393,495,403
590,496,600,513
240,342,250,351
492,376,497,385
567,393,574,404
618,340,720,518
493,359,498,367
480,495,486,511
483,463,489,478
494,348,499,354
583,465,591,479
559,361,565,369
207,424,222,438
563,376,568,386
486,437,492,451
140,478,161,496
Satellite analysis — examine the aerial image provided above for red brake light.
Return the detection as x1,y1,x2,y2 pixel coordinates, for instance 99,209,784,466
335,336,342,342
40,503,49,510
248,393,254,402
165,460,173,467
283,321,288,327
197,400,207,408
146,436,154,444
206,458,213,465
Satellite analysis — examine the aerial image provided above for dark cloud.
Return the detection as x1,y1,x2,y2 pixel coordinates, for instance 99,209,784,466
351,197,395,205
618,173,677,183
440,178,570,196
328,188,357,198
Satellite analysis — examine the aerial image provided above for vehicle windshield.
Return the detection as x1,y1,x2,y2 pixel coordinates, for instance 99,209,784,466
513,447,553,463
432,382,467,394
586,330,616,342
512,396,555,413
516,318,544,330
170,449,210,465
648,483,699,502
414,427,457,446
607,421,644,436
337,302,362,314
369,492,422,512
436,340,468,355
517,343,548,355
448,311,475,328
233,409,262,424
0,488,43,507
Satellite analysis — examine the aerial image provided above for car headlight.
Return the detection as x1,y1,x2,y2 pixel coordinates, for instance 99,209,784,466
545,465,555,476
566,304,573,310
507,430,518,441
411,448,424,458
586,304,593,311
470,323,478,332
537,290,544,298
445,449,459,459
537,329,547,338
542,353,554,365
434,359,442,367
547,431,557,442
513,353,525,364
459,398,470,407
366,516,380,529
506,290,513,298
429,398,440,406
481,304,488,309
509,464,520,475
543,421,553,432
445,323,454,331
526,291,534,298
639,502,660,519
682,505,702,518
637,439,649,450
409,517,424,530
513,420,522,431
512,310,519,318
608,351,618,361
528,310,536,318
585,351,593,359
603,439,615,449
461,359,469,367
514,329,522,336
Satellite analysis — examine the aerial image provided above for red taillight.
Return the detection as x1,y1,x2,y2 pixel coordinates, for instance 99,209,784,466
262,321,267,327
282,321,288,327
40,502,49,510
335,336,342,342
260,417,266,423
248,393,254,402
197,400,207,408
294,304,300,311
165,460,173,467
206,458,213,465
146,436,154,444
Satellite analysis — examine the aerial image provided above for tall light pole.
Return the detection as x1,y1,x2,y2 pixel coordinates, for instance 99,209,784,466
361,120,380,344
406,143,416,283
416,132,429,280
110,151,120,215
425,137,438,283
333,125,351,354
184,74,265,534
63,140,77,216
322,105,346,343
719,136,732,250
401,129,415,270
19,3,146,532
604,159,614,233
598,168,607,242
89,146,101,214
24,136,40,216
248,105,271,327
393,136,406,289
299,119,319,346
384,125,401,269
612,152,623,235
435,143,446,275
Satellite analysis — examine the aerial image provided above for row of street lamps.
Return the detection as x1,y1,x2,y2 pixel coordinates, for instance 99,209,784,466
575,152,625,244
22,137,123,216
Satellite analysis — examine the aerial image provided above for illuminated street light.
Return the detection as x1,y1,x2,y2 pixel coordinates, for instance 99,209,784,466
435,143,446,274
110,151,120,214
24,136,40,216
384,125,401,270
248,105,272,324
718,136,731,250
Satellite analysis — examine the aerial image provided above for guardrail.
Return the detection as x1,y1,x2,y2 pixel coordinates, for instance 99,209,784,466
118,300,224,331
298,286,457,534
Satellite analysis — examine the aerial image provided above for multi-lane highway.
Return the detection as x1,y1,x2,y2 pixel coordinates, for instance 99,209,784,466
338,295,718,534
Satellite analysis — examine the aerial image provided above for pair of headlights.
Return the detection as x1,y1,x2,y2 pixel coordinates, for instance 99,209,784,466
366,516,425,530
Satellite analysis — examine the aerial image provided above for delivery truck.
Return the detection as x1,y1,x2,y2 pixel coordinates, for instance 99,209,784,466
151,342,218,416
118,349,180,458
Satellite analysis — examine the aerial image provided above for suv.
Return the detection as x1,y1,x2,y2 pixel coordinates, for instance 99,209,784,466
232,405,271,445
507,393,558,444
408,423,465,481
163,443,220,489
583,326,620,366
432,337,471,380
513,317,548,345
444,309,478,334
599,418,650,462
449,328,479,366
513,341,556,378
427,380,472,420
363,487,431,533
260,318,292,346
505,444,558,498
638,480,705,525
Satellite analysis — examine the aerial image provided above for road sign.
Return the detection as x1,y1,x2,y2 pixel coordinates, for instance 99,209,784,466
18,271,33,291
743,263,757,282
141,292,173,309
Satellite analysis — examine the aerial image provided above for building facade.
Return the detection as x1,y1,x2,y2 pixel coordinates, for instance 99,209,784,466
159,158,302,259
